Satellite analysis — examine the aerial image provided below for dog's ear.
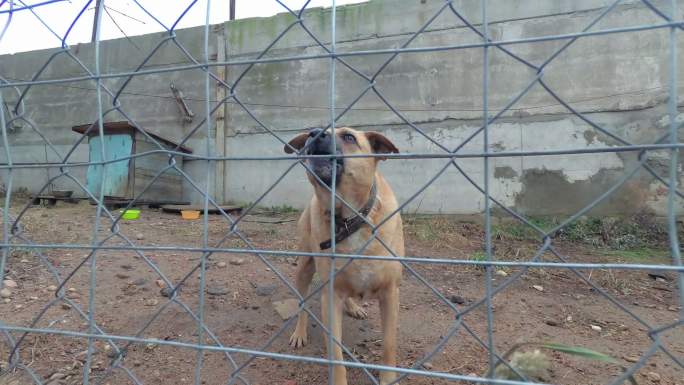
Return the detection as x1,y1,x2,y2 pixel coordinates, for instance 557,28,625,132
365,131,399,160
284,132,309,154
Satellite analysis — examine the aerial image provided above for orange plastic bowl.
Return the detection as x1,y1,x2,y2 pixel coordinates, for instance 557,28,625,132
181,210,200,220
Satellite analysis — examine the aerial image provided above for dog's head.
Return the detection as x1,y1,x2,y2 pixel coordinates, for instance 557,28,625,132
284,127,398,191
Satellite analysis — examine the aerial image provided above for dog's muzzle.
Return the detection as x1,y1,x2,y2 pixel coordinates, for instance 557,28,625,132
304,128,343,187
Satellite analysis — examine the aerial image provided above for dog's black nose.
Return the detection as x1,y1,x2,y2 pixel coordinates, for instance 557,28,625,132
306,128,335,155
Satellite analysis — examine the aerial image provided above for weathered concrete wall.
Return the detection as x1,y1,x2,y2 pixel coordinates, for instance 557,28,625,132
2,0,684,216
0,27,219,203
223,0,684,215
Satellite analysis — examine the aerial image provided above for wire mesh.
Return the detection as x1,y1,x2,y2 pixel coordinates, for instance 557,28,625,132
0,1,683,384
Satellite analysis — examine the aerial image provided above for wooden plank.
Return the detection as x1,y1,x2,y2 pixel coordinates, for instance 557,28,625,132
73,121,193,154
161,204,242,215
215,31,227,204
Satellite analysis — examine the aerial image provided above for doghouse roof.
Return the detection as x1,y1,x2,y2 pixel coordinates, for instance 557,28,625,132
72,121,193,154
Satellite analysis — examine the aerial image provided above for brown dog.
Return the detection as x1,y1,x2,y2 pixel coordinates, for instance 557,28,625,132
284,127,404,385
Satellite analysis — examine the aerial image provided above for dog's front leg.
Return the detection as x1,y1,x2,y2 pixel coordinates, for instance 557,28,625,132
290,256,315,348
321,288,347,385
379,284,399,385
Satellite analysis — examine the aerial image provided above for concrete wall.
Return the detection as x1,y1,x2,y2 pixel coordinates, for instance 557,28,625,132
222,0,684,216
2,0,683,216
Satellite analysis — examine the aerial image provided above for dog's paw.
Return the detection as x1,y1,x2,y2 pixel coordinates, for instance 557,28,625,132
379,371,398,385
344,300,368,320
289,331,308,348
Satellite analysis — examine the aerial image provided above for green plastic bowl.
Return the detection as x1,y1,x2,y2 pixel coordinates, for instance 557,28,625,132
120,209,140,220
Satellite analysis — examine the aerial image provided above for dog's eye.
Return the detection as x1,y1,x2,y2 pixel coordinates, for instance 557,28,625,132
342,133,356,143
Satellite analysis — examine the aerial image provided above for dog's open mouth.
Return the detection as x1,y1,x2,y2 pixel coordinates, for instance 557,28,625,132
308,155,343,187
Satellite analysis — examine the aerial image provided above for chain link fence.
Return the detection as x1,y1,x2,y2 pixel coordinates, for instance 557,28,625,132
1,0,683,384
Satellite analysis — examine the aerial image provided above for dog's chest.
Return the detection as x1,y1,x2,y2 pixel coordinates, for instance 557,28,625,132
337,231,387,296
348,263,378,295
342,228,370,250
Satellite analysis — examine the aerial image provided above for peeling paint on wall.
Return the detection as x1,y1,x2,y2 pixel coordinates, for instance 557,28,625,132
514,169,649,216
494,166,518,179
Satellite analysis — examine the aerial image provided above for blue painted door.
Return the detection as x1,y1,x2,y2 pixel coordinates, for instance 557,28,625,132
86,134,132,198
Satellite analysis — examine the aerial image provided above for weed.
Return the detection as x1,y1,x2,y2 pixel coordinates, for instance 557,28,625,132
494,342,638,384
493,217,555,241
0,186,31,201
598,248,670,263
267,204,298,214
493,213,670,256
470,251,486,262
404,215,472,248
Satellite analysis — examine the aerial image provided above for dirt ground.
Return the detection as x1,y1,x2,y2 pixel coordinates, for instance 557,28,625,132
0,201,682,385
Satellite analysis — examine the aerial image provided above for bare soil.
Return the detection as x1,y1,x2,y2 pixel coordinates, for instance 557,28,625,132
0,202,682,385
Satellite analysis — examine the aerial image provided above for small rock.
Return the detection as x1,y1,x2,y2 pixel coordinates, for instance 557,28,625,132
155,279,165,288
14,304,23,310
0,288,11,298
47,285,58,291
655,277,666,283
494,270,508,277
29,296,38,300
50,372,66,380
120,264,134,271
66,292,80,300
545,319,559,327
449,295,466,304
136,233,144,240
532,285,544,292
422,362,434,370
73,350,90,361
255,285,277,297
216,261,227,268
132,278,147,286
624,355,640,363
566,315,573,322
590,324,602,332
206,286,229,296
272,298,299,320
160,287,174,297
67,287,77,293
3,279,17,289
646,372,661,382
115,273,130,280
144,298,159,307
229,258,245,266
648,272,670,281
3,298,10,303
668,305,679,312
20,259,29,263
61,303,72,310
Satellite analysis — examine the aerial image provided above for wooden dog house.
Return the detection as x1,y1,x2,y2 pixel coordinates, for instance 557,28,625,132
72,121,192,205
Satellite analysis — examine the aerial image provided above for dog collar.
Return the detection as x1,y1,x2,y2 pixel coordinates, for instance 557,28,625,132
320,182,377,250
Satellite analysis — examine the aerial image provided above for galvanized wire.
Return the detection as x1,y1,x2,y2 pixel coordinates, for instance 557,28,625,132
0,1,682,385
